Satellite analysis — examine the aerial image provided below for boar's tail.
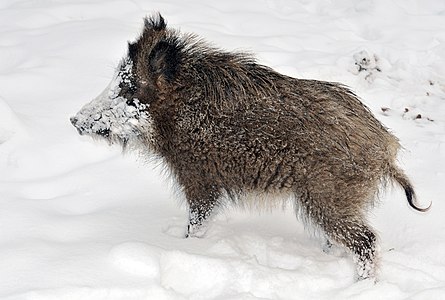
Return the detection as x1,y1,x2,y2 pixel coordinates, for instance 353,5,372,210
389,165,431,212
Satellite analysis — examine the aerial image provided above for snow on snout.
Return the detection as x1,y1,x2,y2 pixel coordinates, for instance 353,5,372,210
71,58,149,142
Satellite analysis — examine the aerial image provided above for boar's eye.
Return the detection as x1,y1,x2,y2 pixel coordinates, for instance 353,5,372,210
119,82,137,99
119,73,137,93
117,61,138,99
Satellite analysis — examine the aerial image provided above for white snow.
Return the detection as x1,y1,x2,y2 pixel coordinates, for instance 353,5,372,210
1,0,444,299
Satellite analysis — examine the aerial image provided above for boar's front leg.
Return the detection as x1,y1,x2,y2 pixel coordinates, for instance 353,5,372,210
184,183,221,238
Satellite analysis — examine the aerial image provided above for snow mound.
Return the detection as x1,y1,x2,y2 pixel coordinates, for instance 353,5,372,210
159,247,344,299
109,242,161,278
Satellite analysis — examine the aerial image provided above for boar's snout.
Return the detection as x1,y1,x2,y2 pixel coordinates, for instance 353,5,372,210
70,116,77,126
70,116,84,135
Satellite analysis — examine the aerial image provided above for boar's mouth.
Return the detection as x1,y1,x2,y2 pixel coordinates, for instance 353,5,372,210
96,128,111,138
70,96,149,143
70,116,111,137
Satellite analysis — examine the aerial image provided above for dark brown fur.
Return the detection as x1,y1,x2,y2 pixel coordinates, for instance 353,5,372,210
73,14,430,280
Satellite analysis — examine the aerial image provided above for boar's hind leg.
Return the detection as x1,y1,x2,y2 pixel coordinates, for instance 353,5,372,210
298,191,378,280
328,219,378,281
184,184,220,238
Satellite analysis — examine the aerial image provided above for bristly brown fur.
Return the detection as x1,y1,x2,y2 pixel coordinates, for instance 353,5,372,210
129,14,431,280
76,13,431,280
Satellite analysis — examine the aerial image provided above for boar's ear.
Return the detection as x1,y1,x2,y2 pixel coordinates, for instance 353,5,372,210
144,13,166,32
148,39,182,84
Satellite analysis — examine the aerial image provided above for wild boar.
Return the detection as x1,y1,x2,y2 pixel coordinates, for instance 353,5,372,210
70,14,429,280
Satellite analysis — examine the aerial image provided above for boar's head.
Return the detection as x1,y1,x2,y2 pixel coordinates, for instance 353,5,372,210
71,14,182,149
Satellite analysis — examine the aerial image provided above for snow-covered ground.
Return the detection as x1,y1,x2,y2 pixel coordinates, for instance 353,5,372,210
1,0,445,299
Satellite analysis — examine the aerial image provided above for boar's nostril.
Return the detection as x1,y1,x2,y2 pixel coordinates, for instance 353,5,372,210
70,116,78,126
